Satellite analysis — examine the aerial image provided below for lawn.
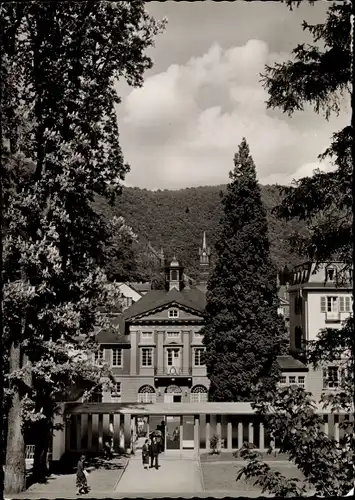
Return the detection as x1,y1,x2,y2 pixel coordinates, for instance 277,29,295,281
200,461,306,494
200,451,290,463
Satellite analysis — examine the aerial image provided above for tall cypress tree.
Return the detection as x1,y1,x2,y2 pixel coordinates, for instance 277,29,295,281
202,138,285,402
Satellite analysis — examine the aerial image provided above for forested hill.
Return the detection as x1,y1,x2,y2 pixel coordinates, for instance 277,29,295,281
94,184,305,280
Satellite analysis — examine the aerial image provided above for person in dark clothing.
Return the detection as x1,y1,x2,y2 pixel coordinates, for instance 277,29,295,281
76,455,89,495
104,440,113,459
149,436,160,469
142,439,150,470
158,420,166,452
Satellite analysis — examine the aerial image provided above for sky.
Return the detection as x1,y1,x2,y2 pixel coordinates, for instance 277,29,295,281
115,1,350,190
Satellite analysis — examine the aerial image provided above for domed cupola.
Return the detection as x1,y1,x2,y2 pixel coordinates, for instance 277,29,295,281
165,256,184,291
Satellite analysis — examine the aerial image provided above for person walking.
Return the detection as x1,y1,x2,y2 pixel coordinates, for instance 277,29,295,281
142,439,150,470
76,455,89,495
149,436,160,469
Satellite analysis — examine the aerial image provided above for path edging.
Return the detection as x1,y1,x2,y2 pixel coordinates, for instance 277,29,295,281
197,455,205,492
113,456,130,491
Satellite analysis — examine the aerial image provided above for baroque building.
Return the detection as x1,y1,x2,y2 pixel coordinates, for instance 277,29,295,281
95,234,212,405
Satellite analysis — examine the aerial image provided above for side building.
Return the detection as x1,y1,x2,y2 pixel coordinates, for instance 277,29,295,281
288,261,353,401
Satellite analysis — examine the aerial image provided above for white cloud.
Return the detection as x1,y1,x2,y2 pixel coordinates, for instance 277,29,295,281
118,40,349,189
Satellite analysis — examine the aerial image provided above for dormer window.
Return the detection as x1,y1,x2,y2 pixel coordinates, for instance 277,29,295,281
169,309,179,318
326,268,336,282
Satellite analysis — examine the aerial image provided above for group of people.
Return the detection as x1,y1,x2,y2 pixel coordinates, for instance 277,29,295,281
142,422,165,470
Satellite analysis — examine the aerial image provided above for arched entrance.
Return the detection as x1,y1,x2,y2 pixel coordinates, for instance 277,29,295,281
164,384,182,403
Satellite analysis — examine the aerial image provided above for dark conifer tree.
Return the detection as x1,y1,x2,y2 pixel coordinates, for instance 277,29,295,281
202,138,285,402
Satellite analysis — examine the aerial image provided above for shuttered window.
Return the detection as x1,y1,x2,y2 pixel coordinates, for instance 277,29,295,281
339,296,352,313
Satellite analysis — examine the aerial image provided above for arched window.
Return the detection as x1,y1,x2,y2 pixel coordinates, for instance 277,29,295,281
138,385,156,403
190,385,208,403
165,384,182,394
171,270,178,281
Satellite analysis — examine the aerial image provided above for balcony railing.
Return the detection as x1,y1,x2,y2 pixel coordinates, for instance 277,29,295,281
154,366,192,376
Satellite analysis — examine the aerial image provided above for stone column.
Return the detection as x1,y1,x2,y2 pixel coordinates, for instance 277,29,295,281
103,413,110,446
259,422,265,451
323,414,329,437
205,415,211,451
98,414,103,451
113,414,121,451
194,415,200,454
92,414,99,452
216,415,222,450
248,422,254,445
124,413,131,451
180,415,184,450
238,422,243,449
227,418,232,451
52,410,65,461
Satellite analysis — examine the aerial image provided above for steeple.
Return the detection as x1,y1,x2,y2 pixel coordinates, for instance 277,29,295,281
197,232,211,291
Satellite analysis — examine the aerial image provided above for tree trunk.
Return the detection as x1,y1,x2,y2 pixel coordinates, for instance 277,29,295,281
33,420,51,480
4,344,26,494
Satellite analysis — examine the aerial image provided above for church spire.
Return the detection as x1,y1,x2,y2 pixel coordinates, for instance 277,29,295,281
197,232,211,292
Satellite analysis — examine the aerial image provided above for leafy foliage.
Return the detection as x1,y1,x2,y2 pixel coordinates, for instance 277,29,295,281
239,320,354,496
1,1,164,493
94,184,308,282
238,3,353,495
201,139,286,402
262,1,352,266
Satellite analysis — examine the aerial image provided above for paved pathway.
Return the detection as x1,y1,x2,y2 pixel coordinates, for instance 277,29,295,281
114,451,204,494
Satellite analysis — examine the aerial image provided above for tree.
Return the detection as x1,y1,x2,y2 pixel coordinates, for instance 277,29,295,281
237,316,354,497
237,1,353,495
262,1,352,267
201,139,286,402
1,2,164,493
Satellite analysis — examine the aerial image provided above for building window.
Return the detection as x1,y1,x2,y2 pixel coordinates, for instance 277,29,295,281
325,268,336,282
141,331,153,339
190,385,208,403
88,385,102,402
297,376,305,388
138,385,156,403
167,331,180,339
294,326,303,349
171,270,178,281
279,376,287,385
321,296,338,313
194,347,205,366
166,347,180,368
323,366,340,389
111,382,121,402
289,376,296,385
94,348,105,365
168,309,179,318
111,348,122,367
339,296,352,313
141,347,153,367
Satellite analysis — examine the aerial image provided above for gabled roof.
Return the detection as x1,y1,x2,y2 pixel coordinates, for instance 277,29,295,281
277,355,308,372
122,287,206,321
95,315,128,344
